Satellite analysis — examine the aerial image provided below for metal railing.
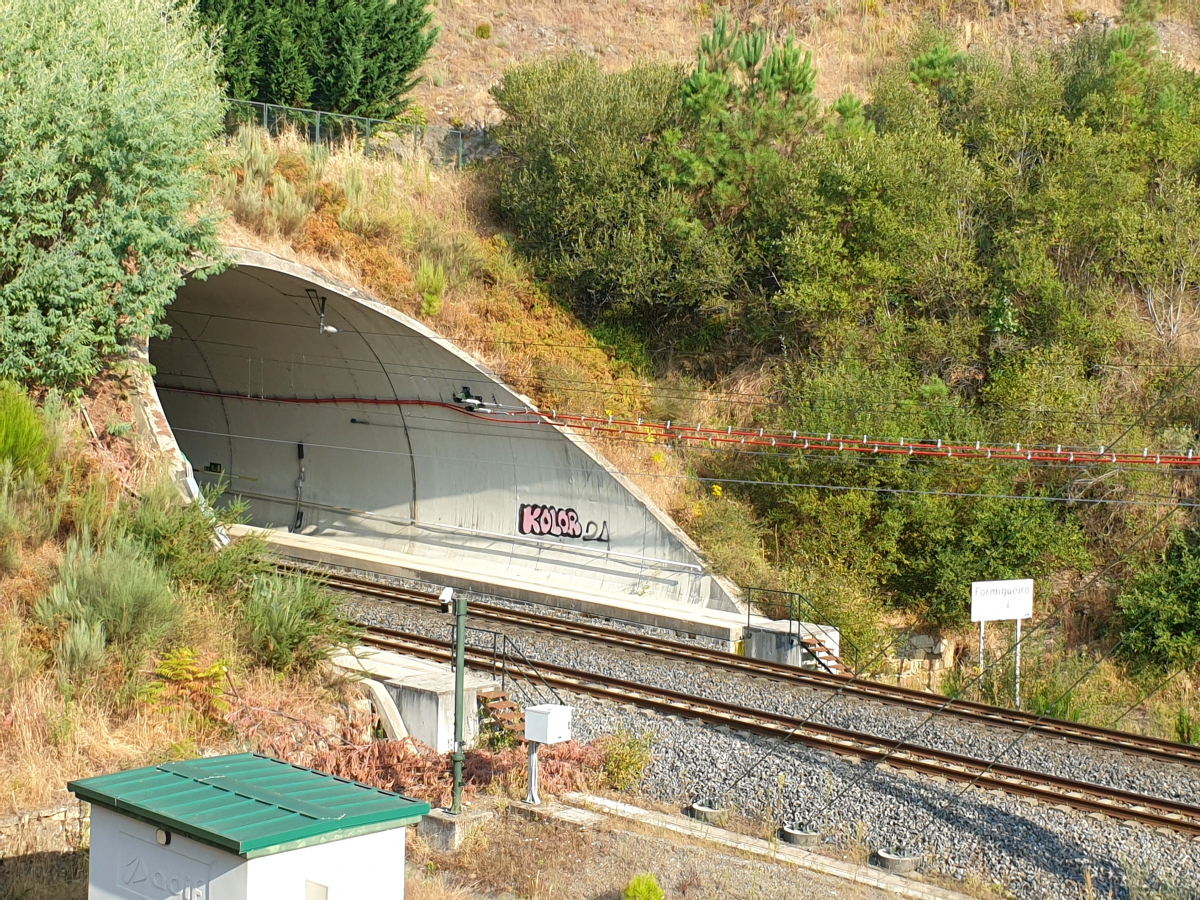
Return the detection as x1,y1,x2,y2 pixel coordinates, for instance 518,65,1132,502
454,624,564,708
746,586,860,675
223,98,464,167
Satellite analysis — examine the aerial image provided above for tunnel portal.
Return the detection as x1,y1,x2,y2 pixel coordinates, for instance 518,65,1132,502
149,250,738,612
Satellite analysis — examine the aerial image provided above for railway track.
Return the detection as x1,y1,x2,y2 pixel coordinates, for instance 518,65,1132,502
361,624,1200,839
305,566,1200,770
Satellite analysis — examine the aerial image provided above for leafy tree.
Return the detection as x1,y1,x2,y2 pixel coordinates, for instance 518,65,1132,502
1117,530,1200,670
659,12,819,223
494,21,1200,624
198,0,438,119
0,0,225,390
492,56,734,328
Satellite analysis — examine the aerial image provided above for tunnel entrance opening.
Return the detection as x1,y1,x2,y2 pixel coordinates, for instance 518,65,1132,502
148,250,738,613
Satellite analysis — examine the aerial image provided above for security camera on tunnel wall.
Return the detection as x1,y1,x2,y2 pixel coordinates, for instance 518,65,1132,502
439,587,454,614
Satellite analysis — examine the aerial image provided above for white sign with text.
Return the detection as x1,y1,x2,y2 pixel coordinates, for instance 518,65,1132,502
971,579,1033,623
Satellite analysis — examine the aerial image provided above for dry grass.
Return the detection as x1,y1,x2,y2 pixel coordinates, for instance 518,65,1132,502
410,808,604,900
405,870,489,900
0,374,375,816
213,130,767,519
410,0,1197,127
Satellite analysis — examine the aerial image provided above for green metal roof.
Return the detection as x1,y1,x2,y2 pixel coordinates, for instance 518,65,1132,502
68,753,430,858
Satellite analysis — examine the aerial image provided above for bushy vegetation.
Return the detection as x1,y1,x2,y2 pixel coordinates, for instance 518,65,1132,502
1,383,355,728
599,728,655,791
0,0,225,390
623,873,664,900
1116,530,1200,670
494,17,1200,640
244,573,359,671
198,0,437,118
0,383,55,476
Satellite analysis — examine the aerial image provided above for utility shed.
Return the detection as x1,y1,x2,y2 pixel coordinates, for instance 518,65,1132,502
69,753,430,900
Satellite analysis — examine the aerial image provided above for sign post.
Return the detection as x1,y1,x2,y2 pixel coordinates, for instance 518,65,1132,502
971,579,1033,708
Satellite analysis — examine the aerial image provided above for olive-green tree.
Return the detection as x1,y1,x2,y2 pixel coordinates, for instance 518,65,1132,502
0,0,225,389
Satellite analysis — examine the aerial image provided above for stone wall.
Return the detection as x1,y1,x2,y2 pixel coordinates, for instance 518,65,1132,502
0,802,89,858
877,633,961,692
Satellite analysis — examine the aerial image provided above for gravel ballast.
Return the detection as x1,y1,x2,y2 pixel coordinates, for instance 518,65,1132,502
325,565,1200,898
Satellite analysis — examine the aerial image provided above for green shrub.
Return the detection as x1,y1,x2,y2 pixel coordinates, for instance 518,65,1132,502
266,174,312,236
243,573,359,670
35,536,180,662
416,258,447,316
475,22,491,39
1175,706,1198,745
1116,530,1200,670
58,620,107,679
623,873,664,900
0,0,225,389
0,383,52,475
127,480,269,592
600,728,655,790
338,166,372,236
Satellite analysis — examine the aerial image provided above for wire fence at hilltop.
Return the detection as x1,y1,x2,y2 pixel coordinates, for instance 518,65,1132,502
224,98,465,168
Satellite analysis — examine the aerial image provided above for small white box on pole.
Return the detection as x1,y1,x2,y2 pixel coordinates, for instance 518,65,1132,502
525,704,572,745
971,579,1034,622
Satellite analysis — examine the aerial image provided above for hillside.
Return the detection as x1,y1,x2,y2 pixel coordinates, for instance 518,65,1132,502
410,0,1199,126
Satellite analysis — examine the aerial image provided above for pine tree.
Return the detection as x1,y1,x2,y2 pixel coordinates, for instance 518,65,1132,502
198,0,436,119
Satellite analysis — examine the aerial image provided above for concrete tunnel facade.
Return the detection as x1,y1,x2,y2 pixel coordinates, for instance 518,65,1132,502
149,249,741,613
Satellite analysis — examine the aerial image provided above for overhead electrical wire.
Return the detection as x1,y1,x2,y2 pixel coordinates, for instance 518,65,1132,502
173,334,1197,426
166,421,1195,510
157,385,1200,467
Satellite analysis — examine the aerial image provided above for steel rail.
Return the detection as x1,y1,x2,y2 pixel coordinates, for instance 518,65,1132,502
308,566,1200,768
360,626,1200,839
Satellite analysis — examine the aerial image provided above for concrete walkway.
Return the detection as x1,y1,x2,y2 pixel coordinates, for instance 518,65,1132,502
563,794,977,900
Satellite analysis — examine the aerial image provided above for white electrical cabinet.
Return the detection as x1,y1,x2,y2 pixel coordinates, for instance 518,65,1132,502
524,704,572,745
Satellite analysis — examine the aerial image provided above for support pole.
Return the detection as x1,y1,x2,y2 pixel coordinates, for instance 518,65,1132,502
451,592,467,815
1015,617,1022,710
525,741,541,805
978,621,985,701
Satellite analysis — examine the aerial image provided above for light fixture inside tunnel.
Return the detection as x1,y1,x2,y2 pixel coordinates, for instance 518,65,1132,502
305,288,340,334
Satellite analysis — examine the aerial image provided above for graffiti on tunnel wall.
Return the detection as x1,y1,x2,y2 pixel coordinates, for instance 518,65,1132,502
518,503,610,543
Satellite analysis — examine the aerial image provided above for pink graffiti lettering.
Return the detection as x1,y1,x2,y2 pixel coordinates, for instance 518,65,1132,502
518,504,598,541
